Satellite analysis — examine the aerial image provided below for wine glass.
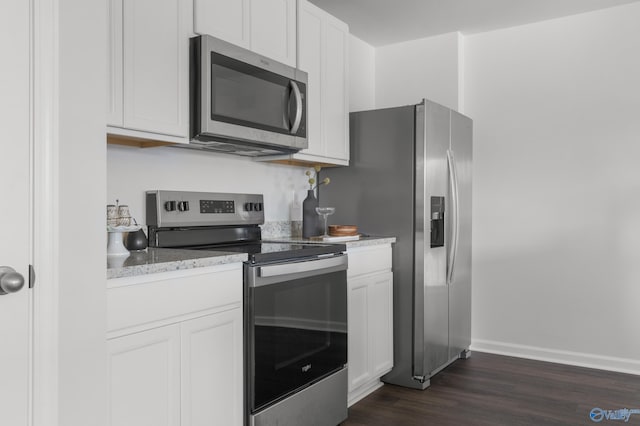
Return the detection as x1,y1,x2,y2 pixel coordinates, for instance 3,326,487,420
315,207,336,237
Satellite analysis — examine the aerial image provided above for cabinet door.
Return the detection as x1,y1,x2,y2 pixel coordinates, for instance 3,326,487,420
107,0,123,126
249,0,296,66
321,15,349,161
193,0,250,48
368,272,394,376
122,0,190,137
108,325,181,426
181,309,243,426
347,276,370,391
294,0,349,164
297,1,323,157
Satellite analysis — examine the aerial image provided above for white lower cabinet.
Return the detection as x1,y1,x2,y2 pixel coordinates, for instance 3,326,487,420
347,244,394,405
108,325,181,426
347,276,370,390
181,310,243,426
107,265,243,426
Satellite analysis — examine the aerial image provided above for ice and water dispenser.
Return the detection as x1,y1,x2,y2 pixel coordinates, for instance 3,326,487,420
430,196,445,248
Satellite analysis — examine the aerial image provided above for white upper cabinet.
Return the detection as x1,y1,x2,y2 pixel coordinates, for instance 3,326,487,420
107,0,192,143
193,0,296,67
107,0,123,127
265,0,349,166
320,16,349,161
249,0,296,66
298,6,322,162
193,0,250,48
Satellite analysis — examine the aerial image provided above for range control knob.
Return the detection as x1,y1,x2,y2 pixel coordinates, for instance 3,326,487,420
243,202,263,212
178,201,190,212
164,201,176,211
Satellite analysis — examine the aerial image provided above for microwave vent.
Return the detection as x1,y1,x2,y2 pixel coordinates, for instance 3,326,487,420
177,139,293,157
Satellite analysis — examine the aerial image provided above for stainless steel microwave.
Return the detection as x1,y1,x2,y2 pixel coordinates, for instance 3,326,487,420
189,34,308,156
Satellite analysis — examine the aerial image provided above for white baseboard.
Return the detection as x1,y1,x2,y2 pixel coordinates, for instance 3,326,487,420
348,379,385,407
471,339,640,376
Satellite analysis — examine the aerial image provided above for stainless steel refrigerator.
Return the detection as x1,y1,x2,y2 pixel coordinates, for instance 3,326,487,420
323,99,472,389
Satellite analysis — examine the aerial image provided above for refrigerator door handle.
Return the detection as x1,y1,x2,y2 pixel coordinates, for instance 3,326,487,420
446,149,460,285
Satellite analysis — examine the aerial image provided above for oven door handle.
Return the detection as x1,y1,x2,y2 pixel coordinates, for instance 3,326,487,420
252,255,347,287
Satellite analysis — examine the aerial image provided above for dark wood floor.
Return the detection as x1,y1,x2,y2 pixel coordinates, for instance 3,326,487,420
343,352,640,425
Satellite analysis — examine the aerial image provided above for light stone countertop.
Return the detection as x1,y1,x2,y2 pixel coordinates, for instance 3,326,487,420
107,247,248,280
106,235,395,280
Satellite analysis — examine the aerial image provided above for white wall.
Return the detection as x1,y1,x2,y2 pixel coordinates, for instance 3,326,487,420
375,32,462,110
349,35,375,111
107,146,311,224
465,3,640,373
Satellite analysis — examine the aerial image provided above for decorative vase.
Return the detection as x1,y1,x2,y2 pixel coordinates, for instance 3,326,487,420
125,228,148,251
302,189,320,238
107,230,129,256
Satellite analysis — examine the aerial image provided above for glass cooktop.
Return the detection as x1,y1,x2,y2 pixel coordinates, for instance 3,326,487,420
193,241,346,264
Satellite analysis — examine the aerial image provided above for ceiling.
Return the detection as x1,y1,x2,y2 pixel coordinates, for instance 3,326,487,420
307,0,640,46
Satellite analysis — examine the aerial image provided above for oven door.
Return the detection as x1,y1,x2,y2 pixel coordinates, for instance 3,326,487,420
245,254,348,413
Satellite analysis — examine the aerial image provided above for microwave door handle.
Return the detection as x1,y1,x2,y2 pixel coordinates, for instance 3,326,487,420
289,81,303,134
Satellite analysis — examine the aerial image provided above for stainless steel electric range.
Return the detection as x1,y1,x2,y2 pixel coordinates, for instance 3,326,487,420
146,190,348,426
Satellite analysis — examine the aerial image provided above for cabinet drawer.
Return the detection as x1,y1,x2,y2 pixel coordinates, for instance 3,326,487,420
107,264,242,335
347,245,392,278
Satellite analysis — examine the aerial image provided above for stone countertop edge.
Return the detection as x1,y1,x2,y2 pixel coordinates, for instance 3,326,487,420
107,247,248,280
106,237,395,280
266,236,397,248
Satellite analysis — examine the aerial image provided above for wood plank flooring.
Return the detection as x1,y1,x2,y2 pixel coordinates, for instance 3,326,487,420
343,352,640,425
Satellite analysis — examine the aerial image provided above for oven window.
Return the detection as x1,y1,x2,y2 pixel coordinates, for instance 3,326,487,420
211,52,292,134
250,270,347,411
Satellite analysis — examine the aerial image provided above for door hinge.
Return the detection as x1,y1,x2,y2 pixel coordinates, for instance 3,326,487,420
29,264,36,289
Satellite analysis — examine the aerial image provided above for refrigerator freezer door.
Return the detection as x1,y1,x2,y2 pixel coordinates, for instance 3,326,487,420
414,100,451,379
448,110,472,360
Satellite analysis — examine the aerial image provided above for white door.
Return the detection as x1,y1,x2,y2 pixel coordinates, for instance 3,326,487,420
0,0,32,425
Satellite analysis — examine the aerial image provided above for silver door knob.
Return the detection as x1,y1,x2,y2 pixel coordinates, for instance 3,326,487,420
0,266,26,295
